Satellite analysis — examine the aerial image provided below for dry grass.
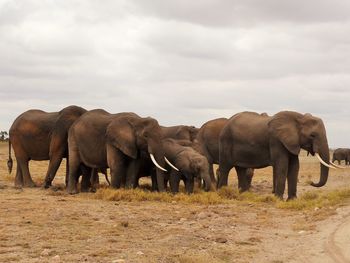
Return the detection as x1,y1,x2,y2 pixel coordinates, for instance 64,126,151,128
277,188,350,210
94,185,350,211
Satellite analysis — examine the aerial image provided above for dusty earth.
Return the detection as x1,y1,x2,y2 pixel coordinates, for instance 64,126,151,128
1,142,350,263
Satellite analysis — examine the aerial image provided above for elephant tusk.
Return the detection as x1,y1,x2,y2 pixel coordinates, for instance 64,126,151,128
164,157,179,171
330,161,346,169
315,153,336,169
150,154,167,172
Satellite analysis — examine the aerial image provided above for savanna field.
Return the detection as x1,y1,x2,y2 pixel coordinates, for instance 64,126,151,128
1,142,350,263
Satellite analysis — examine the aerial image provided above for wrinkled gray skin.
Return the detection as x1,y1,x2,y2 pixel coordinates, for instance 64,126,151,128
8,105,87,188
332,148,350,165
161,125,199,141
218,111,331,200
194,118,255,187
162,138,213,193
67,109,168,194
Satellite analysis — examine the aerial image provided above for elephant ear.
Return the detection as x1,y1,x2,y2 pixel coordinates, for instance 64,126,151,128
106,119,137,159
268,112,301,155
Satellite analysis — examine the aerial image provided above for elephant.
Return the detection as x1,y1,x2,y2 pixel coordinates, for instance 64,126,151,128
161,125,199,141
66,109,175,194
332,148,350,165
194,118,255,187
217,111,335,200
8,105,87,188
194,118,229,185
127,125,200,190
162,138,213,193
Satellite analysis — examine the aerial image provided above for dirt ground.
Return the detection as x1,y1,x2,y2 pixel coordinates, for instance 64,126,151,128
1,142,350,263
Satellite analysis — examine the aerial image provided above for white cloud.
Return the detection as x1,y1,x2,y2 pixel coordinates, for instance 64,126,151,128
0,1,350,148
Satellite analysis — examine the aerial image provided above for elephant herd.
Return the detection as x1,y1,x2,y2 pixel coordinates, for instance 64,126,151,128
6,105,345,200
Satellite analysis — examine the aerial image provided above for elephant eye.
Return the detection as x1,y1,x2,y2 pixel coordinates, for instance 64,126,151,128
310,133,316,138
143,131,150,138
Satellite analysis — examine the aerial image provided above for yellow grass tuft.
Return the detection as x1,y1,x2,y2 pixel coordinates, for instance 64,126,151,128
94,186,279,205
277,188,350,210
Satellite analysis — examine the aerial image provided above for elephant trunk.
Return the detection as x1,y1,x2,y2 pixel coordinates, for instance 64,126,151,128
201,171,213,191
196,158,214,191
310,140,330,187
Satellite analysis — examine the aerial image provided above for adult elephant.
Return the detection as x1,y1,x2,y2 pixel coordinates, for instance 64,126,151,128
332,148,350,165
194,118,229,185
161,125,199,141
162,138,213,193
194,117,255,187
67,109,173,194
217,111,336,200
8,105,87,188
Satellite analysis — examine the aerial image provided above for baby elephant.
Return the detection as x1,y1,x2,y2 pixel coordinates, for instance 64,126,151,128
162,138,213,193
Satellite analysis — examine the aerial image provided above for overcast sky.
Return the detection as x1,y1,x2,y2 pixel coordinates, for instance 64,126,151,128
0,0,350,147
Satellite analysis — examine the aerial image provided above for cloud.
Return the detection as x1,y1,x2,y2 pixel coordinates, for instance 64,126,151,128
0,1,350,148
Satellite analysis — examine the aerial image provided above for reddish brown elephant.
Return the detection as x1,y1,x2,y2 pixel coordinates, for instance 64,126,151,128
8,105,87,188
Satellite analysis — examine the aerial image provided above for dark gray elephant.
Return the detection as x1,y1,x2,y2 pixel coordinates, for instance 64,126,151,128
67,109,175,194
218,111,336,200
332,148,350,165
128,125,200,190
161,125,199,141
162,138,213,193
8,105,87,188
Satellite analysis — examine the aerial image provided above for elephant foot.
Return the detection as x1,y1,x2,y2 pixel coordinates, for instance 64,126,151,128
274,193,284,200
23,181,37,188
67,187,78,195
287,195,297,201
80,187,89,193
42,181,52,189
14,181,24,188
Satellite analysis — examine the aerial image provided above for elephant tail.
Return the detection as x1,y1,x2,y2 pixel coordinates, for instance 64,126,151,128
7,139,13,174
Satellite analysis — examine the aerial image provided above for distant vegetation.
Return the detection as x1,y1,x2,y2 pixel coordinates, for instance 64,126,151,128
0,131,8,141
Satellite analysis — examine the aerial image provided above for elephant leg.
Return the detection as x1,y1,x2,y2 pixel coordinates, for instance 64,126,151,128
65,157,69,186
287,155,299,200
43,153,64,188
89,169,99,192
208,163,217,185
125,159,141,189
245,168,254,189
184,176,195,194
18,158,36,187
107,146,127,189
14,162,24,188
217,162,232,188
169,171,181,193
67,151,81,194
150,170,158,191
273,155,289,199
235,167,250,192
272,173,276,193
80,165,92,192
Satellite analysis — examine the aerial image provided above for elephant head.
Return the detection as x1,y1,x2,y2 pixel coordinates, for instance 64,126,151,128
189,155,213,192
268,111,331,188
107,116,171,191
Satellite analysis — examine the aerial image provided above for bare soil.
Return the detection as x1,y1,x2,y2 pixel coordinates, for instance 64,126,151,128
1,142,350,263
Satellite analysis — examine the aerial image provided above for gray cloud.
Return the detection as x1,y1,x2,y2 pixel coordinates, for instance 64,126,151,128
0,1,350,148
